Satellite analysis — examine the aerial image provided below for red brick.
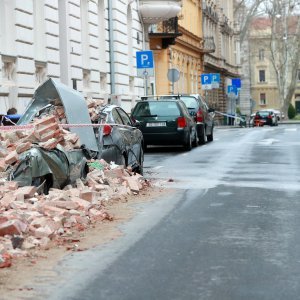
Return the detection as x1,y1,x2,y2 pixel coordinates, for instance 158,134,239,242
16,142,32,154
0,159,7,172
123,177,140,193
39,205,68,217
104,167,125,179
4,181,19,191
70,197,91,210
4,150,18,165
35,123,59,139
45,200,79,210
14,186,37,199
32,226,54,238
0,193,16,209
34,116,57,127
0,220,26,236
64,133,79,144
39,138,59,150
79,190,96,202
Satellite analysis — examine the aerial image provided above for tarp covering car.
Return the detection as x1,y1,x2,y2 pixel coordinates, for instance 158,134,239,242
18,78,98,152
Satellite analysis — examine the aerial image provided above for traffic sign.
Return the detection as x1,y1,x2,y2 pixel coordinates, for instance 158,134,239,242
232,78,241,88
211,73,220,88
136,50,154,69
227,85,238,95
201,74,212,90
167,68,180,83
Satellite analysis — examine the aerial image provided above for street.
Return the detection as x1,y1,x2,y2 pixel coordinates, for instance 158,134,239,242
22,125,300,299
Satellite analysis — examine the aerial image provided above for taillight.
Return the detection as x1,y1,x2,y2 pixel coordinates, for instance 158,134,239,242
177,117,187,128
103,124,112,136
255,115,260,119
268,115,272,119
196,110,204,122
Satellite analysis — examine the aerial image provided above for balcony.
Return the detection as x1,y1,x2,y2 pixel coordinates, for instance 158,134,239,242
139,0,182,24
149,17,182,49
220,15,234,35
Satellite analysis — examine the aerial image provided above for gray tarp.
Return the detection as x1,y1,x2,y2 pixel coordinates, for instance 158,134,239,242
18,78,98,152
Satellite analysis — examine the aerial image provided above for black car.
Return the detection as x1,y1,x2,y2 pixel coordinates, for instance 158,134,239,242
159,94,215,144
95,105,144,174
131,98,197,150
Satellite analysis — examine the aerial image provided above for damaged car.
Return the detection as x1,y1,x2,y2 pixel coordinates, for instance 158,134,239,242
3,78,143,193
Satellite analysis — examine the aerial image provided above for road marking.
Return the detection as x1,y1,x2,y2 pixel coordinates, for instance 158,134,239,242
285,128,297,132
246,205,260,208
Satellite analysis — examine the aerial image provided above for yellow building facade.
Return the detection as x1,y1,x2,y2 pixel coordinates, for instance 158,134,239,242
149,0,204,95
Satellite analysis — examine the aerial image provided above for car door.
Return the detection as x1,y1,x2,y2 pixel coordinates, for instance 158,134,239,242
200,97,214,134
115,107,141,167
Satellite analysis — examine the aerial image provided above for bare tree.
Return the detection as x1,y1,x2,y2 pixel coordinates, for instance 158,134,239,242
266,0,300,116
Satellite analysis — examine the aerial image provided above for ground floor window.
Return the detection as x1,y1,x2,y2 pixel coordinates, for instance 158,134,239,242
259,93,266,105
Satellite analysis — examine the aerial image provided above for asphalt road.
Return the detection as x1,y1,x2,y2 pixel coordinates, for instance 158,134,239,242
43,125,300,300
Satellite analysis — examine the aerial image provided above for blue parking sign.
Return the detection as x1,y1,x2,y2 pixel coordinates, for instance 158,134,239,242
136,51,154,69
211,73,220,88
201,74,211,85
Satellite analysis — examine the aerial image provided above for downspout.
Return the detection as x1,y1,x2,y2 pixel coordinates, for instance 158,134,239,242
108,0,115,95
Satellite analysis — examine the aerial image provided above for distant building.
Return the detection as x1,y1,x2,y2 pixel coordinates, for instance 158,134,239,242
248,16,300,114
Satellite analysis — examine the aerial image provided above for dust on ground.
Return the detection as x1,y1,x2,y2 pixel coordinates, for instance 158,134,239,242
0,185,170,300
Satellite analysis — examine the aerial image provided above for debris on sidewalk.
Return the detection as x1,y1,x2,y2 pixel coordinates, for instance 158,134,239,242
0,159,150,268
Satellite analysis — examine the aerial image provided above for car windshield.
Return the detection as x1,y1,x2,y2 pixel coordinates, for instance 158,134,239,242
179,97,198,109
134,101,180,117
257,111,270,117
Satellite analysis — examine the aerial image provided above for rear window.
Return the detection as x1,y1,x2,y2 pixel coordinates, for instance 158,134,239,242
133,101,180,117
179,97,198,109
257,111,270,117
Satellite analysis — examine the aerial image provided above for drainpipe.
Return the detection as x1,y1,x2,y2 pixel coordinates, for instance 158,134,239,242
108,0,115,95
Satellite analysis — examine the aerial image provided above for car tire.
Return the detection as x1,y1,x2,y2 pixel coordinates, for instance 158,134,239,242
198,126,207,145
192,130,198,147
136,147,144,175
184,132,192,151
207,127,214,142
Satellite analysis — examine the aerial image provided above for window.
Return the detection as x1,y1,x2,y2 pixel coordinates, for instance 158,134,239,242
260,93,266,105
116,108,132,126
259,49,264,61
259,70,265,82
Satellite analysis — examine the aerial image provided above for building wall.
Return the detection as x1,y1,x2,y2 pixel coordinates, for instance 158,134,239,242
152,0,204,95
203,0,240,116
0,0,144,115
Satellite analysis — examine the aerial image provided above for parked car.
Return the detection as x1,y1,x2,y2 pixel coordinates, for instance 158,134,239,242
265,108,284,121
253,110,278,126
9,78,143,193
159,94,215,144
131,97,197,150
94,104,144,174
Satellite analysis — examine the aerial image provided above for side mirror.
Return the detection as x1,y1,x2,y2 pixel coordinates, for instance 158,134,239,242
208,108,215,113
133,120,141,128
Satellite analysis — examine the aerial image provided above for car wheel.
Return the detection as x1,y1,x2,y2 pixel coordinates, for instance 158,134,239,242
207,127,214,142
192,130,198,147
120,154,127,167
198,126,207,145
184,131,192,151
136,147,144,175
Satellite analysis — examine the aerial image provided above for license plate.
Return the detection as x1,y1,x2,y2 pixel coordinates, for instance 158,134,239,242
146,122,166,127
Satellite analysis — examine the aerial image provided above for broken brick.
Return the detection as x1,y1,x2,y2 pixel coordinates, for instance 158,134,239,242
16,142,32,154
4,150,18,165
14,186,37,199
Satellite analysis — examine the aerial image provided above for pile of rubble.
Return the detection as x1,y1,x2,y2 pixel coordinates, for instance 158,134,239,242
0,160,149,268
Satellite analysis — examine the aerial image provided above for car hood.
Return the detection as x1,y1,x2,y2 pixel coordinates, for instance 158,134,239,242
17,78,98,152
